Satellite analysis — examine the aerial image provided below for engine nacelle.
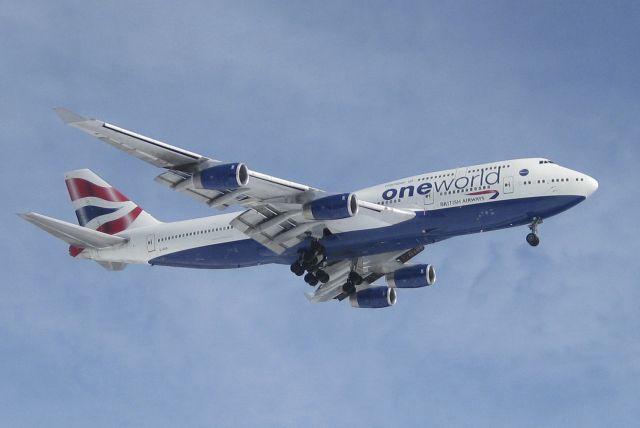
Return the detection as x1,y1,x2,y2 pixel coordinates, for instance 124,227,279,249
386,264,436,288
302,193,358,221
192,163,249,190
349,286,397,309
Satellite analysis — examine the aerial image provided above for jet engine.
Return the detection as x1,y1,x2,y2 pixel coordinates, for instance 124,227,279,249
192,163,249,190
386,264,436,288
349,286,397,309
302,193,358,221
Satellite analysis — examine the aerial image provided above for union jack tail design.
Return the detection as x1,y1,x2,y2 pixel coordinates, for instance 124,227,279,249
64,169,160,236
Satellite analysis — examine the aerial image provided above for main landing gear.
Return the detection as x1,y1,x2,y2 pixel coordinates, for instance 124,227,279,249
526,217,543,247
342,271,363,295
290,240,331,286
289,240,363,295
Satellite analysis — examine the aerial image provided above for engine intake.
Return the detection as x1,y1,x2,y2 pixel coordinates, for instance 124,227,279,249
386,264,436,288
302,193,358,221
192,163,249,190
349,287,397,309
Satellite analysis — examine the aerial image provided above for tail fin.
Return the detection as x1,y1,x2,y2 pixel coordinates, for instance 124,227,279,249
64,169,160,234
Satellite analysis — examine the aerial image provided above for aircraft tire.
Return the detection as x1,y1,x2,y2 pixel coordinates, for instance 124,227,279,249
290,262,305,276
316,270,330,284
342,281,356,295
304,272,319,286
526,233,540,247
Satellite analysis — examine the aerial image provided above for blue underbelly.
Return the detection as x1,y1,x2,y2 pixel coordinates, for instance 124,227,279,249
149,195,584,269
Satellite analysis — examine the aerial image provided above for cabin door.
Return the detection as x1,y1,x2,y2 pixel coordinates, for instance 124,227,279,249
423,185,434,207
503,176,514,194
146,234,156,252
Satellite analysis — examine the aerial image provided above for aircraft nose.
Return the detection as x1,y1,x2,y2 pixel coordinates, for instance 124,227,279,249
585,175,599,197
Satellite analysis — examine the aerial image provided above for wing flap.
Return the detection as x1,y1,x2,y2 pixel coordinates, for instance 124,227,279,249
155,170,228,206
155,170,262,209
230,206,311,254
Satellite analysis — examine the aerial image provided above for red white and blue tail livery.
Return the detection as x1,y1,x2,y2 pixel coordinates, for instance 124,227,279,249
65,169,159,233
20,109,599,308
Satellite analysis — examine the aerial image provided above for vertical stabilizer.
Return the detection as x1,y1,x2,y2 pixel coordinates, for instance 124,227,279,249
64,169,160,234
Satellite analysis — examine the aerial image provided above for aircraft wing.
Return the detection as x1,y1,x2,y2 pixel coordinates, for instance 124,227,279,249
55,108,415,254
306,245,425,303
54,108,316,209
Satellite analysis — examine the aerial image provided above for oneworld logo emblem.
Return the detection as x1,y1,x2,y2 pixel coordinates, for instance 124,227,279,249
519,169,529,176
382,168,502,201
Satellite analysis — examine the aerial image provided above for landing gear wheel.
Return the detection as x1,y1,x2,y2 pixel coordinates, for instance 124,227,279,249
290,262,305,276
526,233,540,247
348,272,363,286
315,270,330,284
304,272,319,287
342,281,356,295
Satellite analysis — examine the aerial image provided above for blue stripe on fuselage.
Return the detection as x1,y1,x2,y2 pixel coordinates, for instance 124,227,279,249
149,195,585,269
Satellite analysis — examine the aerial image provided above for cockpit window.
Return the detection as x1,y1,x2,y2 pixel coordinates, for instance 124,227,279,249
538,160,555,164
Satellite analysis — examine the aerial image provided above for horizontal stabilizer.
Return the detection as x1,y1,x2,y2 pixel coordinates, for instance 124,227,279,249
19,212,128,249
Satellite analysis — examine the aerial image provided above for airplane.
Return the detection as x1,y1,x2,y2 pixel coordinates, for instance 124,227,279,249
20,108,599,309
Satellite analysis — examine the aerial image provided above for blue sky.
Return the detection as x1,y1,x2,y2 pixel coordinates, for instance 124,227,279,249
2,1,639,426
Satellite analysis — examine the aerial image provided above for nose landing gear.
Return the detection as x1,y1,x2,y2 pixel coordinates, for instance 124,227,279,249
526,217,543,247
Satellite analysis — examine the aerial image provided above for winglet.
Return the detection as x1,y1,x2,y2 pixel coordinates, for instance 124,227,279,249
53,107,86,124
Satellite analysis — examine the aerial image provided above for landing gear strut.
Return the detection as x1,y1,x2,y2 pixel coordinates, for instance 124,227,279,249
526,217,542,247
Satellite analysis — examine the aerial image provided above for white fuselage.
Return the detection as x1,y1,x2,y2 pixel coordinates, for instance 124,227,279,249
80,158,598,266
